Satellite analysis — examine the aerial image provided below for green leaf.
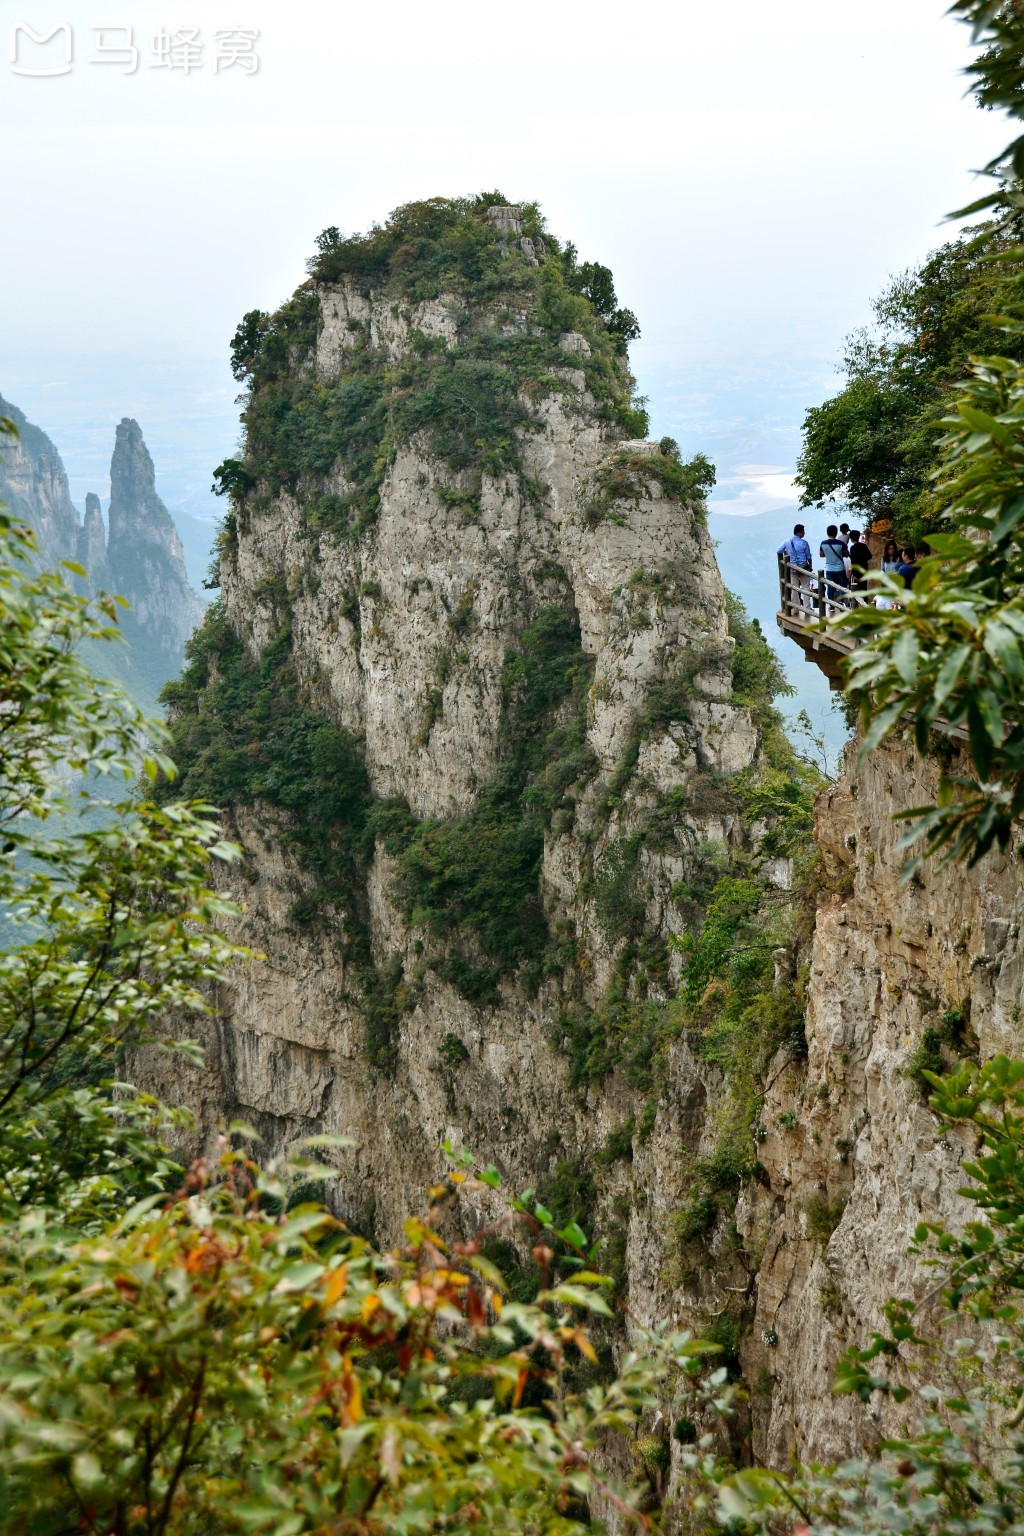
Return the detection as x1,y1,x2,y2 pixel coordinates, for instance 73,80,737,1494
892,628,918,687
991,492,1024,544
979,684,1009,740
967,702,995,780
860,699,906,756
557,1221,588,1249
933,644,973,709
959,404,1014,444
273,1261,324,1292
984,620,1024,684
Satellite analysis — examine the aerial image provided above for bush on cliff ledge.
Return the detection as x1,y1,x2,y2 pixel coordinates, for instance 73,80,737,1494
215,193,651,538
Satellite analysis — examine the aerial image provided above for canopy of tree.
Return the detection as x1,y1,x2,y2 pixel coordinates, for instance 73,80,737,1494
798,232,1024,547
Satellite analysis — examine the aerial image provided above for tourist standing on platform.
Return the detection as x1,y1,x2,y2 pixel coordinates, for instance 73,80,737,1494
777,523,814,609
848,529,872,596
897,546,920,590
876,538,901,609
820,524,849,604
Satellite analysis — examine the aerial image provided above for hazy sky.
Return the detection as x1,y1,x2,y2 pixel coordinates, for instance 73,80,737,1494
0,0,1007,520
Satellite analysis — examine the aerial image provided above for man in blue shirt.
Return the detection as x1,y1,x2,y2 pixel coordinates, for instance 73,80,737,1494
897,546,919,591
819,523,849,607
777,523,813,610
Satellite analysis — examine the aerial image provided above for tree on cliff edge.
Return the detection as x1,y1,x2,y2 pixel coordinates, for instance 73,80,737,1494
824,1,1024,870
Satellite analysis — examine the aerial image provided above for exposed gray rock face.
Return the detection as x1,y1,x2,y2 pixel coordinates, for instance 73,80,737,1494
76,492,110,585
129,276,1024,1476
106,418,203,677
485,204,523,237
245,283,743,822
130,273,764,1439
560,331,592,357
0,398,203,708
738,733,1024,1462
0,394,80,569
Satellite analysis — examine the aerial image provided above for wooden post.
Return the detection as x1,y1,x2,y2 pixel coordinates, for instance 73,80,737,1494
816,568,826,625
778,554,787,617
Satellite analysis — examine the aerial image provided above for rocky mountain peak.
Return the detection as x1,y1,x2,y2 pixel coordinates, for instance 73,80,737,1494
103,417,203,693
76,491,109,583
0,392,80,569
108,416,186,562
0,397,203,710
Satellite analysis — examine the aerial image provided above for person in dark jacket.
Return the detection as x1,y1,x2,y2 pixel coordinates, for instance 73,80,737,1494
848,529,871,595
897,547,919,590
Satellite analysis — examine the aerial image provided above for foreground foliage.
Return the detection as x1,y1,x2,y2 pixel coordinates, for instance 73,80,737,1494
821,0,1024,870
0,473,711,1533
0,1141,715,1536
799,0,1024,550
798,231,1024,546
0,471,243,1218
843,338,1024,866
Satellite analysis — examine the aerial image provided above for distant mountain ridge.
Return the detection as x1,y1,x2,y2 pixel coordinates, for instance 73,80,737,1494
0,395,204,713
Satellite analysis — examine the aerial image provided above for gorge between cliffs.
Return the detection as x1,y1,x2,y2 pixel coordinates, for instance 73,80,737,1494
127,198,1024,1475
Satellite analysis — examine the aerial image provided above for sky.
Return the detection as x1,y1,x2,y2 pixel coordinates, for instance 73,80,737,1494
0,0,1007,520
0,0,1009,752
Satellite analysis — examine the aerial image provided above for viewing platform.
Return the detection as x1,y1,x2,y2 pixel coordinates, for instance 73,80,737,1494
775,555,970,745
775,556,864,689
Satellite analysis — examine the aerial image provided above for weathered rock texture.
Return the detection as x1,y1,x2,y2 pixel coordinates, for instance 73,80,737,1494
739,733,1024,1462
0,394,81,569
106,417,204,688
132,204,1024,1474
0,398,203,708
142,284,757,1188
78,492,110,585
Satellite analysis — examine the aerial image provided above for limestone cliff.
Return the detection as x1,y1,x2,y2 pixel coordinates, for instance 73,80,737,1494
0,399,203,710
137,196,1024,1478
737,731,1024,1462
0,394,81,569
77,492,110,585
146,200,765,1187
105,416,204,697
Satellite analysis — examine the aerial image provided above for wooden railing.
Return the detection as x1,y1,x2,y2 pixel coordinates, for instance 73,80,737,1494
775,556,970,736
775,555,871,686
776,555,876,629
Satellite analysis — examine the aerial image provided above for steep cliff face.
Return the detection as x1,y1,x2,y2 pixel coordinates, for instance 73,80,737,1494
0,394,81,569
105,417,204,696
77,492,110,584
139,196,1024,1476
739,732,1024,1462
0,399,203,709
145,194,793,1388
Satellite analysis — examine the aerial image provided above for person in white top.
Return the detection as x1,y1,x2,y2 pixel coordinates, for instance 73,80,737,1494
875,538,900,610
